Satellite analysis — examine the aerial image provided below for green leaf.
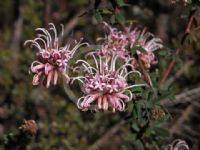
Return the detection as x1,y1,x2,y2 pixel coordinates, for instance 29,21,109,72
150,72,158,88
131,86,143,93
115,14,125,23
116,0,129,7
136,102,142,121
154,127,169,138
132,46,146,54
190,33,198,43
132,104,138,120
143,100,153,108
94,10,103,23
132,123,140,132
120,145,127,150
143,89,154,101
158,50,168,56
129,133,137,140
100,8,112,14
131,47,137,55
134,140,145,150
110,15,116,24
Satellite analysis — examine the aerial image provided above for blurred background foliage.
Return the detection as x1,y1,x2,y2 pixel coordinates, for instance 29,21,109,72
0,0,200,149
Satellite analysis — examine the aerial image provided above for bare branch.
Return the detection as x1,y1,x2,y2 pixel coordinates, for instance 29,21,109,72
161,87,200,107
166,60,194,86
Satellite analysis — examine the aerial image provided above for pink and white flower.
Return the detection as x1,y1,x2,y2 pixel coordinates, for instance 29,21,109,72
24,23,87,88
101,22,130,61
130,29,163,68
73,51,145,112
166,139,189,150
101,23,163,68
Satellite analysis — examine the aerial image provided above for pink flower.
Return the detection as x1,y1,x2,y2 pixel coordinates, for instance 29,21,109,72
127,27,141,48
102,23,163,68
137,52,158,68
130,29,163,68
25,23,87,88
166,139,189,150
137,29,163,52
73,51,145,112
102,22,130,61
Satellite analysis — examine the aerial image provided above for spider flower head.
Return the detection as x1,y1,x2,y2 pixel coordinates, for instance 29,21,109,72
73,51,145,112
25,23,87,88
166,139,189,150
131,29,163,68
102,22,129,61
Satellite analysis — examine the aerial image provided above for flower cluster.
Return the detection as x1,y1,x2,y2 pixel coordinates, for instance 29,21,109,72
25,23,86,88
101,23,163,69
73,52,145,112
25,22,163,112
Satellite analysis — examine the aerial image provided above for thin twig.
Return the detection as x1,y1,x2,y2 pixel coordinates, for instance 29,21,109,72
166,60,194,85
159,48,181,85
185,14,194,34
161,87,200,107
138,57,153,87
159,13,195,85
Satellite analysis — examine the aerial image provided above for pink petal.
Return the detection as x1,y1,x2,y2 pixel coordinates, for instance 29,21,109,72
81,94,100,108
44,63,53,75
102,95,109,110
46,70,53,88
107,95,116,108
98,96,103,109
53,70,58,85
32,74,41,85
114,97,123,111
41,51,50,59
114,93,130,102
31,64,44,73
52,51,61,59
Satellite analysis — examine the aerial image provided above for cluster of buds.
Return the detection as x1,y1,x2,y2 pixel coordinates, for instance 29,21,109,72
25,22,163,112
25,23,87,88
